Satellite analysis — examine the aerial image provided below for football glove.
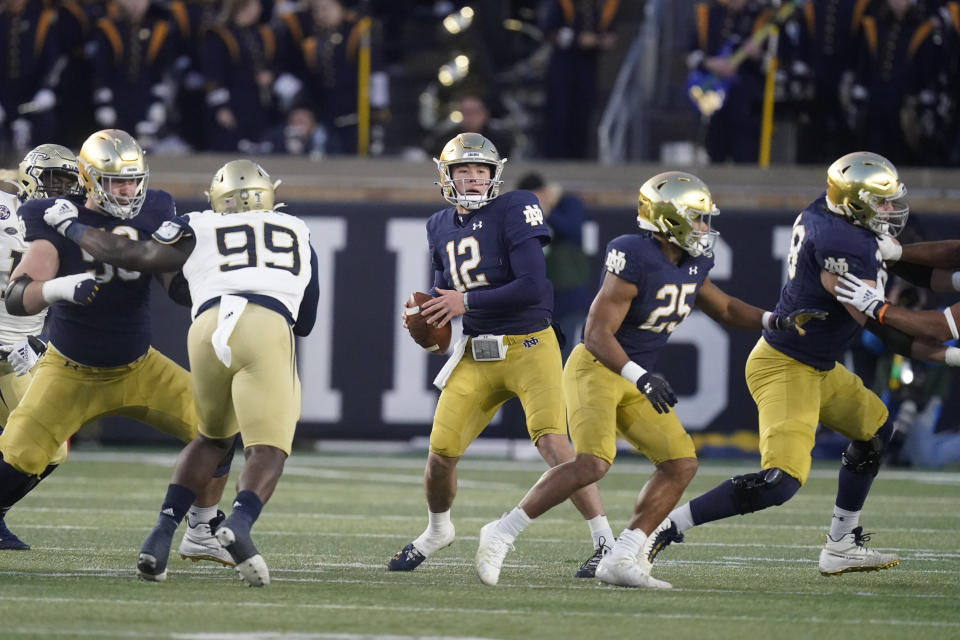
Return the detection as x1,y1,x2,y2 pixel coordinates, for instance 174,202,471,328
834,273,886,318
637,372,677,414
3,336,46,376
41,273,100,306
768,308,829,336
877,234,902,262
43,198,79,235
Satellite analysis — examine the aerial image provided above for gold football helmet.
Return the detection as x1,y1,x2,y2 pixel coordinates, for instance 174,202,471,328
637,171,720,257
78,129,149,219
434,132,506,210
826,151,908,236
207,159,277,213
17,144,85,201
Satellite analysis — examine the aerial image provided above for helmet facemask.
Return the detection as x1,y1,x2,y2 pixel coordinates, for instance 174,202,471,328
826,151,909,237
434,133,506,210
638,172,720,258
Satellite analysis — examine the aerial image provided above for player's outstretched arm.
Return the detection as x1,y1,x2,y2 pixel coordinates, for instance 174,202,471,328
894,239,960,268
696,277,826,335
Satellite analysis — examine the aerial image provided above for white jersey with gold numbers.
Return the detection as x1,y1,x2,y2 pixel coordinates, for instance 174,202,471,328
0,192,45,345
179,209,313,320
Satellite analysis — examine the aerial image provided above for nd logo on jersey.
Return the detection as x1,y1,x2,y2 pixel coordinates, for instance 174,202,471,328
523,205,544,226
605,249,626,275
823,257,849,275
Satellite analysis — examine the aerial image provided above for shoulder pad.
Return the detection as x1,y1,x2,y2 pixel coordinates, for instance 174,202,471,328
153,219,190,245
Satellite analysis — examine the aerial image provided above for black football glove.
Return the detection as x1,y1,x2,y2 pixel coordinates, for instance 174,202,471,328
637,372,677,414
769,308,829,336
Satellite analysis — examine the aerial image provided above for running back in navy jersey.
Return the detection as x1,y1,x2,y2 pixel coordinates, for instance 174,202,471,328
602,233,715,371
426,190,552,336
19,190,176,366
764,194,884,370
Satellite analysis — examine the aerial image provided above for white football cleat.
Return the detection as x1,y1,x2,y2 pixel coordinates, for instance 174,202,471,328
178,513,235,567
819,526,900,576
595,555,672,589
475,521,515,586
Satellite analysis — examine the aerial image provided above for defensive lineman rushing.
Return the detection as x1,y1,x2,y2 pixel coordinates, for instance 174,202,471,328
0,144,82,549
389,132,614,576
0,129,234,566
44,159,320,587
474,171,826,588
648,152,960,579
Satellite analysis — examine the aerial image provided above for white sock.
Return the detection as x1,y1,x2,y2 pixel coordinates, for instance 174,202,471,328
668,503,695,533
413,509,453,555
496,506,531,540
829,507,860,541
187,504,218,528
608,528,646,562
586,514,614,550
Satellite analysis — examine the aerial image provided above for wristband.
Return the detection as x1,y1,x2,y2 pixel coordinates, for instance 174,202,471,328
620,360,647,386
761,311,775,330
63,221,90,243
952,271,960,292
944,308,959,341
946,347,960,367
876,303,890,324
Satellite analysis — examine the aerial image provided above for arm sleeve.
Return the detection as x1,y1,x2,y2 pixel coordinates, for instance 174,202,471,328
293,246,319,337
465,236,545,310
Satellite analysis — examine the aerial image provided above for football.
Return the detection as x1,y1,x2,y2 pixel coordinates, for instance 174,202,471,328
404,291,452,354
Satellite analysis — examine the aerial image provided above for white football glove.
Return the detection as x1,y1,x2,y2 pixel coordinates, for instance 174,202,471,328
4,336,43,376
877,234,902,262
43,198,79,235
834,272,887,318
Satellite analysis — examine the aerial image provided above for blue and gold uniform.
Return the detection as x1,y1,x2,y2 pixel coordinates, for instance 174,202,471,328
427,189,564,457
0,189,197,476
749,194,888,484
566,233,713,465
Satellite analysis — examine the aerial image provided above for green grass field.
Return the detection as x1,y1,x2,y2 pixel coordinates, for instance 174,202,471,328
0,449,957,640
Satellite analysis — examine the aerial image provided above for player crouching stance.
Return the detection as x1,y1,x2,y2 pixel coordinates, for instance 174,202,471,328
476,172,826,587
649,152,960,578
43,159,319,586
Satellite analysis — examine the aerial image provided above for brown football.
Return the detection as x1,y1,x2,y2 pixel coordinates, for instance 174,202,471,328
404,291,452,354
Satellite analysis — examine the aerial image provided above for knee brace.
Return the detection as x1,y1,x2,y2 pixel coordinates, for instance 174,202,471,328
841,435,885,477
730,467,801,514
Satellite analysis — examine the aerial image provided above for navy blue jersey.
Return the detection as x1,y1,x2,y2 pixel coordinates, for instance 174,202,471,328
20,190,176,366
426,190,552,336
764,195,884,370
603,233,714,370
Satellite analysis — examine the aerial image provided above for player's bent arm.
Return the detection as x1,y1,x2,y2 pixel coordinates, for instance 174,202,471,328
879,302,960,343
694,277,764,329
582,271,637,373
6,239,60,315
67,225,191,272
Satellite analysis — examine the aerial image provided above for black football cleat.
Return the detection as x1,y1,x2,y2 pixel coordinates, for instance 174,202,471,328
137,521,176,582
388,542,427,571
643,519,684,565
574,536,612,578
0,519,30,550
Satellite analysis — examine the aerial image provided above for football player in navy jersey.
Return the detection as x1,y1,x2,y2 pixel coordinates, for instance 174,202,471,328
474,171,827,588
0,129,235,568
649,152,960,580
388,132,614,576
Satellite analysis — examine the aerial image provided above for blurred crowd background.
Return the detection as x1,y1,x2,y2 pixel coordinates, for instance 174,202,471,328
3,0,960,167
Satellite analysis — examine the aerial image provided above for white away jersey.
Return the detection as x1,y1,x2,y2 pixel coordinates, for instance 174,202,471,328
0,192,45,344
176,209,313,320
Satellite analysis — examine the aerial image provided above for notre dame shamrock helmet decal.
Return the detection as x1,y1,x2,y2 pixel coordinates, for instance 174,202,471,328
826,151,909,237
434,132,506,210
638,171,720,257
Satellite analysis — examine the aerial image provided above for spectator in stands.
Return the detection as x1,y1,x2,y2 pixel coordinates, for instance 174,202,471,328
0,0,62,155
687,0,770,164
168,0,221,150
423,94,515,160
538,0,618,159
297,0,389,155
516,172,591,360
201,0,278,152
264,106,327,157
88,0,179,151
